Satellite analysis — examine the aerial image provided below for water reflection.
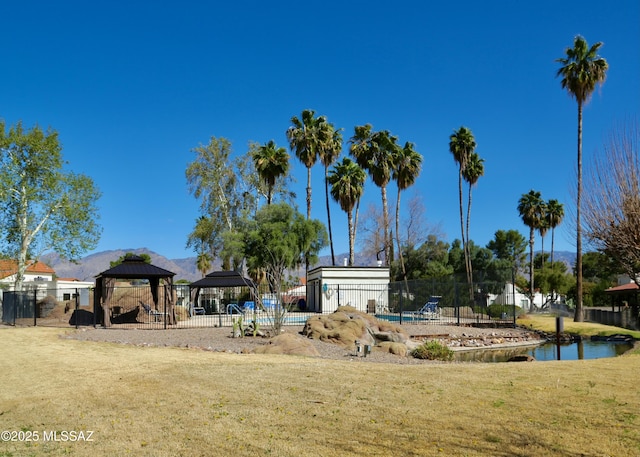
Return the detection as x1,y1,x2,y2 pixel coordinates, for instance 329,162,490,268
455,340,633,363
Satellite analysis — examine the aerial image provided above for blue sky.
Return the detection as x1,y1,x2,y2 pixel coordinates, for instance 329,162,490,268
1,1,638,261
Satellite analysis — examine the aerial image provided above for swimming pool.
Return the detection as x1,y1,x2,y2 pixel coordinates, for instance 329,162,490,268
376,314,431,323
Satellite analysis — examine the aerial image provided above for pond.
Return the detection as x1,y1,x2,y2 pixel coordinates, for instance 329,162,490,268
454,339,634,363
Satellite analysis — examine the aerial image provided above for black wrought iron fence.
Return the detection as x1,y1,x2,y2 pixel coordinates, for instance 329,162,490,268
1,277,520,329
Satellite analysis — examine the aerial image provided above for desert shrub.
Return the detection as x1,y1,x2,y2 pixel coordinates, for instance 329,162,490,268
487,304,524,318
411,340,454,361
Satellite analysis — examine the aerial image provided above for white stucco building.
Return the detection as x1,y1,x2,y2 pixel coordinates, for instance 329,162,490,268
306,266,390,313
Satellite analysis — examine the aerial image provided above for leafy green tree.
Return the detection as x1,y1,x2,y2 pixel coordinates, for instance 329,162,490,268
317,120,343,266
392,141,422,285
0,121,101,291
328,157,366,266
186,215,215,274
252,140,289,205
349,124,397,266
393,234,452,280
449,126,476,294
518,190,546,306
225,203,327,333
546,199,565,266
556,35,608,321
110,252,152,268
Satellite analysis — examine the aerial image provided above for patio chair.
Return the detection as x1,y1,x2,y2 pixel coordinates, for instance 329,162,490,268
140,301,163,323
415,296,442,319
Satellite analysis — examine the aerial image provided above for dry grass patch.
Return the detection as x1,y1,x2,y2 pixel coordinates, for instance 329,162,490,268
0,326,638,456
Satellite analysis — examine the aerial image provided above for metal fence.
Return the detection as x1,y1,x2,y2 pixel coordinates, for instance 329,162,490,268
1,278,520,329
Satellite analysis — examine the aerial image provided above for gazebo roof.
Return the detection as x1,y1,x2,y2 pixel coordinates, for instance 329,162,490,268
96,255,175,279
189,270,255,289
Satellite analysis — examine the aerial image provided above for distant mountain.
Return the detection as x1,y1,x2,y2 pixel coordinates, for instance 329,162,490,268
40,248,381,284
41,248,203,282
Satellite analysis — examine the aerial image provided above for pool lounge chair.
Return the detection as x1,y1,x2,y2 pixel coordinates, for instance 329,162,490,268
412,296,441,319
140,301,163,323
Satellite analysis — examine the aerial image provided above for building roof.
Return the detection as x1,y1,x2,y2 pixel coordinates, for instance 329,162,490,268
189,270,255,289
95,255,175,279
0,259,55,280
605,282,639,293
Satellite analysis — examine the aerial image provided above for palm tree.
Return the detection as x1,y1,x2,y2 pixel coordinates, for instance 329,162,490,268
252,140,289,205
318,122,343,266
518,190,545,309
328,158,366,266
449,127,476,293
196,252,212,278
392,141,423,287
349,124,398,266
546,199,565,266
462,151,484,293
286,110,324,218
556,35,608,322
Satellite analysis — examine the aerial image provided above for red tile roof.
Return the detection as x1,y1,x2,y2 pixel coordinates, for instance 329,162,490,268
605,282,639,293
0,260,55,280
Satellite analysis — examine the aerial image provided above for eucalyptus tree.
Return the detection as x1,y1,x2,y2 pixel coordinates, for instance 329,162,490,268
517,190,546,308
449,126,476,292
349,124,398,266
556,35,608,321
546,199,564,267
318,121,343,265
252,140,289,205
0,121,101,291
392,141,423,285
286,109,325,219
328,157,366,266
186,137,255,270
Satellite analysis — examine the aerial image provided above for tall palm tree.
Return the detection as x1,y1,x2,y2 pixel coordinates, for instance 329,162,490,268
392,141,423,287
349,124,397,266
318,122,342,266
462,151,484,293
328,158,366,266
196,252,212,278
252,140,289,205
518,190,545,309
546,199,565,266
556,35,608,322
449,127,476,293
286,110,324,218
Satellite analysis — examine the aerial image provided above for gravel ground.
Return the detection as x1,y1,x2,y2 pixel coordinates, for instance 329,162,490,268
63,324,544,364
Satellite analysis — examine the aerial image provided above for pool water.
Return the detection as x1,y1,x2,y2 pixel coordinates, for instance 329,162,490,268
455,340,634,363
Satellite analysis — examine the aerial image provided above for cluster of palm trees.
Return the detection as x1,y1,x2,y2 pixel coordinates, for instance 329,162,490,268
448,126,485,299
247,33,606,323
251,110,422,270
517,190,565,307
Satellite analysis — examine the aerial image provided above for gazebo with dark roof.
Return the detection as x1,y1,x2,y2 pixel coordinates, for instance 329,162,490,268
189,271,256,311
94,255,176,327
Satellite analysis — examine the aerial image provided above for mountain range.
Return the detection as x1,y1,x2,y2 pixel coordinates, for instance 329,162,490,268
41,248,576,284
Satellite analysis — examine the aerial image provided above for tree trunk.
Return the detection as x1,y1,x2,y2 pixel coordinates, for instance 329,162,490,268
529,227,535,311
348,209,355,266
575,102,584,322
381,185,390,266
306,166,312,219
396,189,410,297
458,170,470,301
465,182,474,302
324,166,335,266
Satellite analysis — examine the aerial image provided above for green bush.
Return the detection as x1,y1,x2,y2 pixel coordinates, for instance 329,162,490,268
487,304,524,318
411,340,454,361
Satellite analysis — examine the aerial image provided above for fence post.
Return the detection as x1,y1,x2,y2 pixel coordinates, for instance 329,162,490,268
399,284,403,325
75,288,79,330
33,290,37,327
